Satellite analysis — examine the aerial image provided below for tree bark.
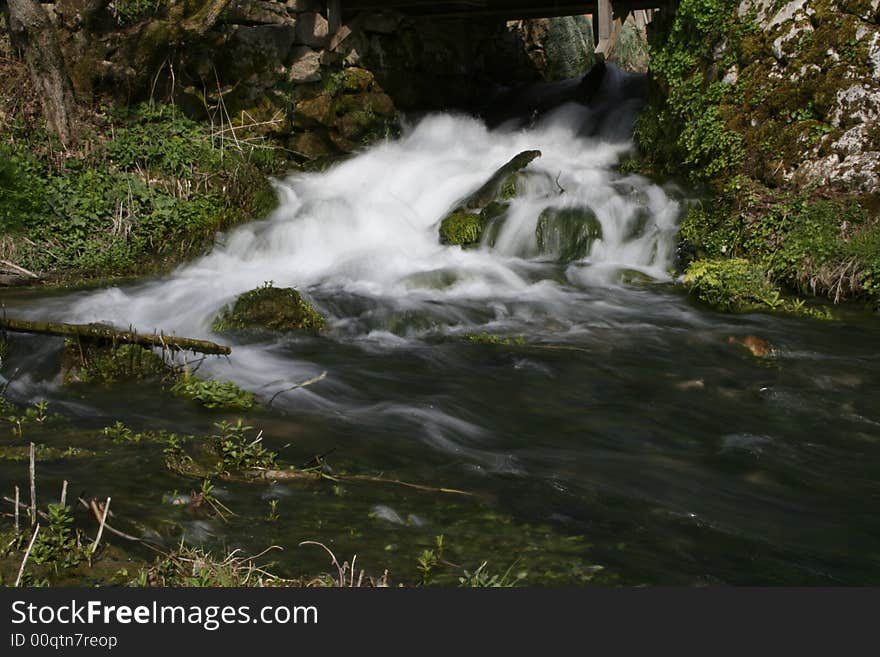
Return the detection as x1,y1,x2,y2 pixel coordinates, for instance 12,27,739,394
5,0,78,147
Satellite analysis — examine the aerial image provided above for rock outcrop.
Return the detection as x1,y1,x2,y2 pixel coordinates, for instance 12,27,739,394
640,0,880,306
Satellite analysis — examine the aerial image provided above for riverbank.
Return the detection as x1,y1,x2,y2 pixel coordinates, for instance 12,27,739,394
634,0,880,310
0,45,279,285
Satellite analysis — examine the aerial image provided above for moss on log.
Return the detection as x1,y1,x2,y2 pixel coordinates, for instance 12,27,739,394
0,317,231,355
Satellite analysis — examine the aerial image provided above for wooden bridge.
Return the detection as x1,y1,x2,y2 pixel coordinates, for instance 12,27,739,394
325,1,674,56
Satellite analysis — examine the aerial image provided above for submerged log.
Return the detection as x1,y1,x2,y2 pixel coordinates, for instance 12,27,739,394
0,317,231,355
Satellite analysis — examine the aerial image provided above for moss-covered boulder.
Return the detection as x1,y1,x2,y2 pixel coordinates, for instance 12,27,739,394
439,202,513,247
536,207,603,261
212,284,325,334
439,150,539,246
440,211,484,246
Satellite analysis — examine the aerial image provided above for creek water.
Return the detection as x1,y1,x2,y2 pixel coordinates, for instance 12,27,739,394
2,69,879,584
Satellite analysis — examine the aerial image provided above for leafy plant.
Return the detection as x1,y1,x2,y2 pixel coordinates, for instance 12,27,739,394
171,376,255,411
458,561,526,588
211,419,277,473
29,504,85,571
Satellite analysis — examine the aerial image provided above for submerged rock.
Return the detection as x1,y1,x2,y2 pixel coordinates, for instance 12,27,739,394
728,335,773,359
212,284,325,334
535,207,602,261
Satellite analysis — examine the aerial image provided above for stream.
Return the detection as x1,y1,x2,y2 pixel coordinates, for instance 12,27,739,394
2,67,879,585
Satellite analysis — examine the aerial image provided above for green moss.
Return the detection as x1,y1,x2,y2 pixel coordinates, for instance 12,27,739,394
683,258,779,312
101,421,192,446
62,342,167,385
500,175,519,201
170,375,255,411
440,211,483,246
536,207,602,261
465,333,526,346
682,257,832,317
636,0,747,184
212,283,326,334
0,444,95,462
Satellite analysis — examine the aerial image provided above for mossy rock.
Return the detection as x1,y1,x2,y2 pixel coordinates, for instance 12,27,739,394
212,284,325,334
62,342,167,385
536,207,602,261
440,211,484,246
499,174,520,201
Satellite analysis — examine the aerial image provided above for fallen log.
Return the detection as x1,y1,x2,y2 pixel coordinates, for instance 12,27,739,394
0,317,231,355
0,275,34,287
0,259,39,279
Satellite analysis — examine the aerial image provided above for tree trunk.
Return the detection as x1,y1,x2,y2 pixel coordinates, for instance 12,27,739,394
5,0,78,147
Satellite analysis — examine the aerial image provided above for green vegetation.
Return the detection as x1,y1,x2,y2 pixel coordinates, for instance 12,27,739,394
29,503,85,572
681,194,879,307
0,103,277,282
0,444,93,461
101,421,192,446
134,545,298,587
212,282,326,334
114,0,169,26
465,333,526,346
439,211,484,246
636,0,747,183
170,375,255,411
62,342,167,385
683,258,779,312
636,1,879,309
683,257,831,318
210,419,277,473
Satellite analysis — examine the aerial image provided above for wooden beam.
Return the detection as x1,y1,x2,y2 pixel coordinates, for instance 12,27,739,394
327,0,342,34
595,0,612,56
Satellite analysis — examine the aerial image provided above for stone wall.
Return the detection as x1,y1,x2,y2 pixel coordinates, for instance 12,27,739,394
44,1,544,163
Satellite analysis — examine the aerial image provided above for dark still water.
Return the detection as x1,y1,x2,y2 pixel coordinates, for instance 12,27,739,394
2,82,879,585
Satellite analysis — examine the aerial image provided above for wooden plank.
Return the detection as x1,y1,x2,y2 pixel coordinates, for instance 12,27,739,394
327,0,342,34
595,0,613,55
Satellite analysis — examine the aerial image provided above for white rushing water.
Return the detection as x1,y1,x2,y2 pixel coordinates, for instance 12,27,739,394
48,69,684,399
